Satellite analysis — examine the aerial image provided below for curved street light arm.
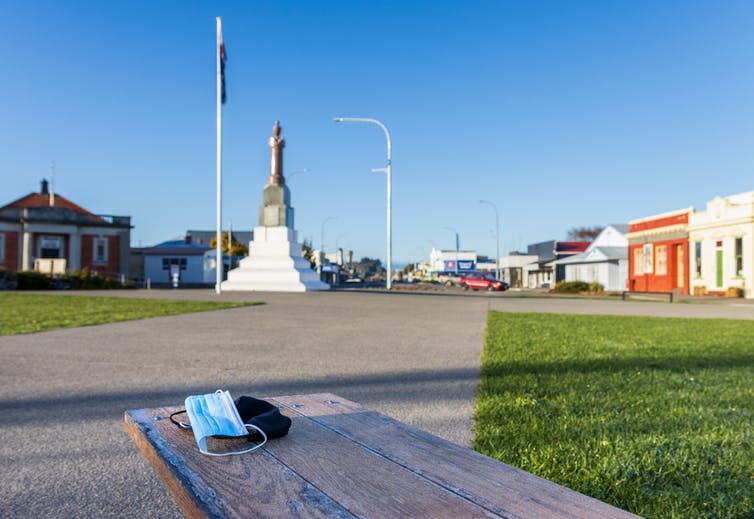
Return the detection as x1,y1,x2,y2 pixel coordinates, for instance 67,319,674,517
333,116,393,290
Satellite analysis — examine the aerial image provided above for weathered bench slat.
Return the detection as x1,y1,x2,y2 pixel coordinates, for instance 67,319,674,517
126,394,640,519
267,402,499,518
271,394,639,519
125,407,355,519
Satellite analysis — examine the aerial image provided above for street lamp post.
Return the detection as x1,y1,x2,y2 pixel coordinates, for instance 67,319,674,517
334,117,392,290
320,216,337,274
479,200,501,281
444,226,460,276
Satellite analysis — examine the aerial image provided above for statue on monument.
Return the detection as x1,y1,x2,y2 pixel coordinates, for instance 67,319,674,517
259,120,293,229
268,120,285,185
222,119,329,292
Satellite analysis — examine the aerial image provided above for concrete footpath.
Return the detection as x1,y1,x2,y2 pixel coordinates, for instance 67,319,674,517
0,290,489,518
2,289,752,517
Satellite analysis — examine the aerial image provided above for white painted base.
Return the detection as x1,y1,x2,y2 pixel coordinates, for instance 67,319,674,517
221,226,330,292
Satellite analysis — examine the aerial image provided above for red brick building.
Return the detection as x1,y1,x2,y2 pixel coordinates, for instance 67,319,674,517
626,208,691,294
0,180,132,277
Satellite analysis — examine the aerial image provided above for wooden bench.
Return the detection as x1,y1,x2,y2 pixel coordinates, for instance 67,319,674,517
125,393,638,518
622,290,674,302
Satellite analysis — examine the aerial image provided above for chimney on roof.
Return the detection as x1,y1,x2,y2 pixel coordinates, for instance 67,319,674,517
40,179,49,195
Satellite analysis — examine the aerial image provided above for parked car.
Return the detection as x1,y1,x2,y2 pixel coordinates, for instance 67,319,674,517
437,273,462,286
459,273,509,292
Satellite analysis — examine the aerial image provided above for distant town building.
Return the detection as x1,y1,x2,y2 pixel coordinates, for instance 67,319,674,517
132,234,213,287
0,180,131,277
523,240,590,288
429,248,477,274
627,208,691,295
688,192,754,298
497,253,538,288
554,225,628,291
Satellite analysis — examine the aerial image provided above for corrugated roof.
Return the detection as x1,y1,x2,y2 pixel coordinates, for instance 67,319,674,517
134,240,212,256
556,241,590,253
554,246,627,264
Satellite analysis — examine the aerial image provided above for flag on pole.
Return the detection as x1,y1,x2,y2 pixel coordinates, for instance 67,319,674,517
218,19,227,104
215,16,225,294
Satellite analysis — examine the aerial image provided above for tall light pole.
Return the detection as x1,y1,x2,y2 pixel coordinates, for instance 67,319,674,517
334,117,392,290
335,233,348,267
320,216,337,273
444,226,460,275
479,200,501,280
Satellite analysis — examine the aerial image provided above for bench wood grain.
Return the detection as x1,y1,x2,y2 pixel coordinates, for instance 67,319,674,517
125,393,639,519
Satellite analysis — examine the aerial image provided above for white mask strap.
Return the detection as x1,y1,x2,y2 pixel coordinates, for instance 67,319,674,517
199,423,268,457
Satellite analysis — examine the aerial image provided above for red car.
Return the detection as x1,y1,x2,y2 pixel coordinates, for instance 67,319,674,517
460,273,509,291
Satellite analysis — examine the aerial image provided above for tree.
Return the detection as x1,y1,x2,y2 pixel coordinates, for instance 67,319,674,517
402,263,415,275
353,257,385,280
301,239,316,269
209,233,248,257
566,226,603,241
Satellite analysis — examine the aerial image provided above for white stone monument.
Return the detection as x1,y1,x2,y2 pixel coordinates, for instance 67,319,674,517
221,121,329,292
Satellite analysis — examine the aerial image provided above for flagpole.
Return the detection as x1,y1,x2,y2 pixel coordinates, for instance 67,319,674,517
215,16,223,294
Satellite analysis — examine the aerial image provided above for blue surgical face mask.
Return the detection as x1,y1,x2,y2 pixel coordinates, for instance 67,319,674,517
184,390,267,456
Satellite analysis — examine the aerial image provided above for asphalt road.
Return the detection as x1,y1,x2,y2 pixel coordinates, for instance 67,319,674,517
2,289,752,517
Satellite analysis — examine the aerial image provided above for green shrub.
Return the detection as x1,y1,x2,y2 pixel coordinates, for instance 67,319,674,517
549,281,590,293
0,269,18,290
550,281,604,294
16,271,53,290
14,269,134,290
69,268,132,289
588,281,604,293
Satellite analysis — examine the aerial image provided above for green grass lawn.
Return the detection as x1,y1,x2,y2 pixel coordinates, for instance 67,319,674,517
0,293,260,336
474,312,754,518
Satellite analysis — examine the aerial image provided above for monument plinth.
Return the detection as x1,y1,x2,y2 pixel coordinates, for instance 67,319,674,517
221,121,329,292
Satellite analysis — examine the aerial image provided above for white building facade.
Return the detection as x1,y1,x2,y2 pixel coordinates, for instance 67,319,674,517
554,225,629,292
688,191,754,298
499,254,538,288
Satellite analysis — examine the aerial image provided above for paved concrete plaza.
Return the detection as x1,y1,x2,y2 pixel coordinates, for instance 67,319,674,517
2,289,753,517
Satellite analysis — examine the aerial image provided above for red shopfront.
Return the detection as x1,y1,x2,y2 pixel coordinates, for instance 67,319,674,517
627,209,691,295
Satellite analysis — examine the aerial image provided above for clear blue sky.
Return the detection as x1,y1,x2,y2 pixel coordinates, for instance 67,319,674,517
3,1,754,263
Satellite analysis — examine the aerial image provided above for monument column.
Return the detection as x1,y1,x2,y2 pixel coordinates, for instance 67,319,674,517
221,121,329,292
259,121,294,229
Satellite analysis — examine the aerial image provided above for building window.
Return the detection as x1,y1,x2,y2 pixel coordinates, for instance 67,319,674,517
0,233,4,262
93,237,108,264
162,257,187,270
695,242,702,277
39,235,63,259
633,248,644,275
656,245,667,276
735,237,743,276
643,243,654,274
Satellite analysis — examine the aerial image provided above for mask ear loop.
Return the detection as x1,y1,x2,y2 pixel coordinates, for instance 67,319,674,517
169,409,192,429
200,423,268,457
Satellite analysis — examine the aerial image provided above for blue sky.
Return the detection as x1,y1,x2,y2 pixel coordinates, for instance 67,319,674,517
3,1,754,263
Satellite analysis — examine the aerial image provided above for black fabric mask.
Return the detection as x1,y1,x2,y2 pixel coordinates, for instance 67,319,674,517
234,396,292,441
170,395,292,442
